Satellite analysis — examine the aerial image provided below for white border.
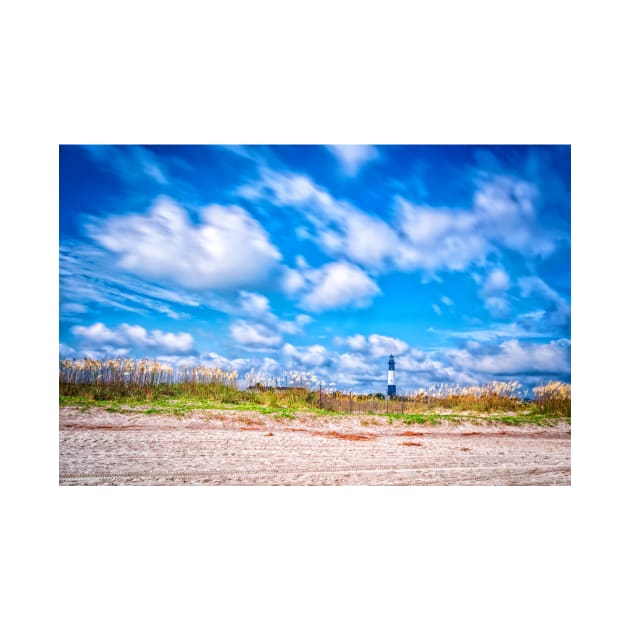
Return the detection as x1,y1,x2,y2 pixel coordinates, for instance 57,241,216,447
4,2,628,629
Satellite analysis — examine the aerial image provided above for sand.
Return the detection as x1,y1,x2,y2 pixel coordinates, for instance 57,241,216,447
59,406,571,485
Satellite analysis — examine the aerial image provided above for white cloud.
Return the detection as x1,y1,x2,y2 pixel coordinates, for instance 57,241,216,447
205,289,312,350
276,313,313,334
71,322,194,353
237,164,563,291
346,334,368,352
518,275,571,329
432,304,442,315
280,266,307,294
519,276,558,300
237,291,271,317
229,321,283,349
484,296,510,318
196,352,280,376
60,243,199,320
366,334,409,357
473,175,557,257
326,145,379,177
446,339,570,376
396,353,463,383
211,290,312,339
321,333,569,391
337,333,409,358
59,343,76,356
482,268,510,295
295,314,312,326
87,197,282,291
238,169,398,269
479,268,511,317
395,199,489,271
440,296,454,306
444,322,549,342
297,261,381,312
337,352,376,374
282,343,330,368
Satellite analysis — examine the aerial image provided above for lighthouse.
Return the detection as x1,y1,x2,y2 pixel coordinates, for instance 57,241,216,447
387,354,396,397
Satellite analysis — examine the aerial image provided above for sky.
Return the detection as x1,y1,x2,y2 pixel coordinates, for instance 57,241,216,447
59,145,571,393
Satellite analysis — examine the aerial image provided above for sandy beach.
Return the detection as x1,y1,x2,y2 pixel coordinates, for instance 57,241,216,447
59,407,570,485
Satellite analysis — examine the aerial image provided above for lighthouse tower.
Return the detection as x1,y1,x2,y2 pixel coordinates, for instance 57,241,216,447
387,354,396,397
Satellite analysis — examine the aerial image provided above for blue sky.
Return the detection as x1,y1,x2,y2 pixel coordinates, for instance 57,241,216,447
59,145,570,393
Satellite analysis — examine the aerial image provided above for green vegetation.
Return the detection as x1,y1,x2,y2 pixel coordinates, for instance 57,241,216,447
59,390,569,426
390,413,443,425
59,359,570,425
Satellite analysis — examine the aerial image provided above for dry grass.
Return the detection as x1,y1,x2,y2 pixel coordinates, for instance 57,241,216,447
59,358,570,418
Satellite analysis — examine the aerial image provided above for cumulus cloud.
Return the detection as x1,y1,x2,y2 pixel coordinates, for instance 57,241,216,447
477,268,511,318
367,334,409,357
237,291,272,318
230,321,283,350
397,172,558,268
194,288,313,352
71,322,195,354
396,200,488,271
297,261,381,312
280,267,307,294
337,334,409,357
445,339,570,376
326,145,379,177
86,197,282,291
238,167,562,279
211,290,312,345
228,314,311,351
473,174,557,257
345,334,368,352
238,169,399,269
395,353,464,383
282,343,330,368
482,269,510,296
276,313,313,335
337,352,379,376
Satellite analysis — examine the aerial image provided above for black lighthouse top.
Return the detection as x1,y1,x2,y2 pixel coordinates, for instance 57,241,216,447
388,354,395,370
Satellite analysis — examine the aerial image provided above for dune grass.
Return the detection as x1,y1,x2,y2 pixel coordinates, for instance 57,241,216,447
59,389,569,425
59,359,570,424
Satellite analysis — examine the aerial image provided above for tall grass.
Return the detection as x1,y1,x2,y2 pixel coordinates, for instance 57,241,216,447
532,381,571,416
59,358,317,405
59,358,570,416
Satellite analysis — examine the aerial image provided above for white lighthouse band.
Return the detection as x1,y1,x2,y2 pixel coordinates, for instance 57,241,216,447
387,354,396,397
